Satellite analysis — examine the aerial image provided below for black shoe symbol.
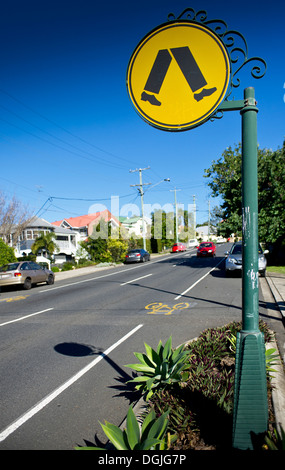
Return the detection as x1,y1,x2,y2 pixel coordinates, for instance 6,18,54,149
194,87,217,102
141,91,161,106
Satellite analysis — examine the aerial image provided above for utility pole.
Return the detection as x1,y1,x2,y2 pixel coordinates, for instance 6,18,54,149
208,199,211,240
130,167,151,250
170,188,181,243
193,195,196,239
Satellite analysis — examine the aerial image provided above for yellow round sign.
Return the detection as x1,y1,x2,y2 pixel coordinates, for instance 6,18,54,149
126,21,230,131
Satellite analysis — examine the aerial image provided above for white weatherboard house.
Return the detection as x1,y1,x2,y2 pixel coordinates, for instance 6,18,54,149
120,216,152,238
13,216,79,265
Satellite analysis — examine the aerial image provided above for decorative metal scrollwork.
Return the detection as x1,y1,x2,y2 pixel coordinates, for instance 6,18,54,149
167,8,267,102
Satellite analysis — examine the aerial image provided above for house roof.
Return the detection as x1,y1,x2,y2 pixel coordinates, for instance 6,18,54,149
52,210,120,229
28,216,53,228
25,217,77,234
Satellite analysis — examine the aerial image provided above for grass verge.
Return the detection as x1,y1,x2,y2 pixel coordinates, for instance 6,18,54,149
267,266,285,275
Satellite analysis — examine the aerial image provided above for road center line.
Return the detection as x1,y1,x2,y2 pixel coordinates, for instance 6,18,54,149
0,308,54,327
38,252,186,293
120,273,152,286
175,258,225,300
0,323,144,443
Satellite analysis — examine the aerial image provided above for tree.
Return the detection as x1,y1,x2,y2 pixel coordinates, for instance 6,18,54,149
151,209,175,248
204,141,285,260
0,191,31,245
108,238,128,262
31,232,59,258
204,144,242,237
0,238,17,265
84,221,111,262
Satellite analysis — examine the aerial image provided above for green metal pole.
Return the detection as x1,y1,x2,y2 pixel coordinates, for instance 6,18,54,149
232,88,268,449
241,87,259,332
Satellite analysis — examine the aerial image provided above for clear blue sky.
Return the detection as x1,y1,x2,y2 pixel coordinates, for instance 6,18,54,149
1,0,284,226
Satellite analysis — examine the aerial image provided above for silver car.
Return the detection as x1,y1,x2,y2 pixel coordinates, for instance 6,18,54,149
225,242,268,277
0,261,55,289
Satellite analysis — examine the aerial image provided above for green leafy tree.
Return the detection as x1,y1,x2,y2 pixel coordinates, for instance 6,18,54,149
204,142,285,253
151,210,175,248
31,231,59,258
0,237,17,265
107,233,128,262
84,220,111,263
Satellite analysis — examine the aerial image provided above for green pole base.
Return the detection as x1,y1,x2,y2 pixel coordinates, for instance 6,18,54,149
232,331,268,450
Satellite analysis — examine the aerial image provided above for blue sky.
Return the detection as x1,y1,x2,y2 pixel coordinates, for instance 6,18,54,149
0,0,284,227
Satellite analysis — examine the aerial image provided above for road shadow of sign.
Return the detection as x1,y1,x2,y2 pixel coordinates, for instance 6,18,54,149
54,342,101,357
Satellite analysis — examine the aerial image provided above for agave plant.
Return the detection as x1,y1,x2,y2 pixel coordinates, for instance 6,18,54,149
125,337,190,400
76,406,171,450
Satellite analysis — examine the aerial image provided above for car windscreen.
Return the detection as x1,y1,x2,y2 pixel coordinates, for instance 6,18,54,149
0,263,20,272
231,245,242,254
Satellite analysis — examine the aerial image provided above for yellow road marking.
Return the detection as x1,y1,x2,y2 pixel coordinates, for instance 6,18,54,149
0,295,29,302
145,302,189,315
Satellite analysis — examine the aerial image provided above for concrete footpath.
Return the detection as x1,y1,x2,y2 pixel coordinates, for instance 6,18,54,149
54,261,285,438
265,272,285,435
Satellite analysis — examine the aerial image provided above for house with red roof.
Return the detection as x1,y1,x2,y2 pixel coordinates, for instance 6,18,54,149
51,209,120,241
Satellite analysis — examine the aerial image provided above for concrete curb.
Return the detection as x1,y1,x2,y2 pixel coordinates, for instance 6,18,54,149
267,337,285,435
266,274,285,319
265,273,285,436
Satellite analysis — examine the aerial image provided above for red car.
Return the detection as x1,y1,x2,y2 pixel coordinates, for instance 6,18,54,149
197,242,216,257
172,243,186,253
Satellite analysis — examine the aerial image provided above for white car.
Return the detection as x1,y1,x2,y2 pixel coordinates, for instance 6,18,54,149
225,242,268,276
216,236,227,243
188,239,199,248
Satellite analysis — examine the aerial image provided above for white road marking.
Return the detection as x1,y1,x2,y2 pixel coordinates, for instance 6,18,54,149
175,258,225,300
120,273,152,286
0,323,144,443
38,252,190,293
0,308,54,327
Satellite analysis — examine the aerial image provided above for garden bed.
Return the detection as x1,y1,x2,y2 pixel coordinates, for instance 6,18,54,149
145,320,278,450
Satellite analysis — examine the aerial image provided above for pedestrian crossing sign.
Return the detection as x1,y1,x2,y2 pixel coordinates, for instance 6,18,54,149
126,21,230,131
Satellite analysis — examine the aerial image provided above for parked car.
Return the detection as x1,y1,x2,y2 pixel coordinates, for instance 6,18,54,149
124,249,150,263
0,261,55,290
225,242,268,276
188,239,199,248
171,243,186,253
197,242,216,257
215,236,227,243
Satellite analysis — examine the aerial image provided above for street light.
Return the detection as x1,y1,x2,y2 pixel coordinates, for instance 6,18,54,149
130,171,170,250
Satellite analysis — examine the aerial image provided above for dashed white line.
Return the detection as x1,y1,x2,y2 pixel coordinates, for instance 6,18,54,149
0,308,54,327
120,273,152,286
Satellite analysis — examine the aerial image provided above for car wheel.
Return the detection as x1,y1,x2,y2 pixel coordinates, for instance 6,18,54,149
23,278,32,290
260,270,266,277
47,274,54,285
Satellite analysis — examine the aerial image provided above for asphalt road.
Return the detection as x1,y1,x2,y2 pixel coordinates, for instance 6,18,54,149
0,242,268,450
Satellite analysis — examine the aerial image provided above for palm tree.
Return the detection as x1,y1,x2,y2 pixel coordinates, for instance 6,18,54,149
31,231,59,258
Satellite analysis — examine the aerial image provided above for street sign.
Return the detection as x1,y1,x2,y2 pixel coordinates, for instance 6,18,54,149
126,21,230,131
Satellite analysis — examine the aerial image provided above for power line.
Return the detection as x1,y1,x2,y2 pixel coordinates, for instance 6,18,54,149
0,88,135,167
